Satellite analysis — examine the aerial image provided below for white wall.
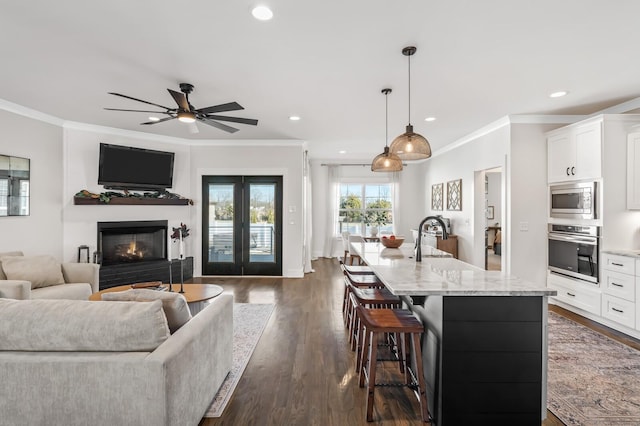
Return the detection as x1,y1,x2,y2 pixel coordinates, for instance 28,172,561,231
61,127,192,263
190,142,304,277
486,172,501,226
0,109,64,259
422,125,509,267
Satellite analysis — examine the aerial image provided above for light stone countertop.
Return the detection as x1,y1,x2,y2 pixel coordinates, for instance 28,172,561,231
351,241,556,297
602,249,640,258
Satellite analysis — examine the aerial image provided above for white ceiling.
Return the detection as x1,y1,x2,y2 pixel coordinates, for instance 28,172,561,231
1,1,639,160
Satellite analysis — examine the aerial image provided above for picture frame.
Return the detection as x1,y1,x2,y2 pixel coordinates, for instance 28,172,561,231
487,205,494,220
431,183,443,211
447,179,462,211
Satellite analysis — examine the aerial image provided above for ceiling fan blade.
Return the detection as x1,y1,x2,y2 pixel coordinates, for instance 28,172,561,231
198,102,244,114
202,115,258,126
198,117,239,133
188,121,199,134
105,108,169,113
108,92,172,110
141,116,176,125
168,89,190,111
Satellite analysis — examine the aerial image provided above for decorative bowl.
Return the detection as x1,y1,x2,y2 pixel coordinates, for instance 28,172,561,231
380,236,404,248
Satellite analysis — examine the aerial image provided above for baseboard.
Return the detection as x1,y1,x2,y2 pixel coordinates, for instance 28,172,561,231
285,268,304,278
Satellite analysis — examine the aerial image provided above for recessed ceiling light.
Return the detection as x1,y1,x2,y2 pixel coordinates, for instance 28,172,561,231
550,91,568,98
339,150,346,154
148,116,160,122
252,5,273,20
424,117,436,122
289,115,301,121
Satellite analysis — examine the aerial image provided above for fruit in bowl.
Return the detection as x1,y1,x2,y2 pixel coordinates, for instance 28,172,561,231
380,235,404,248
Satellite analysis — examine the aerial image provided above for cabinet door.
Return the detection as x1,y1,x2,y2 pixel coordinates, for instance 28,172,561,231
574,121,602,180
548,132,574,183
627,132,640,209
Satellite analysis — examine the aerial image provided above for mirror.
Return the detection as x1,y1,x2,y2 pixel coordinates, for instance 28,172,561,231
0,154,30,216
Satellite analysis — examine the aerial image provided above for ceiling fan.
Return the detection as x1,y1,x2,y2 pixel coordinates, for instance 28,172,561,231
105,83,258,134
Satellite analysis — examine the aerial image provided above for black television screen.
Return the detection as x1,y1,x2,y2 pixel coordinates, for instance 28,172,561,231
98,143,175,190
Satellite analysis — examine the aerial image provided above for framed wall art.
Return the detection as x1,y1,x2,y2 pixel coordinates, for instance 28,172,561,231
447,179,462,211
431,183,443,210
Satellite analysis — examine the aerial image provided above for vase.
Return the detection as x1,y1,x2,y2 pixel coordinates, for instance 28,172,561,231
370,226,379,237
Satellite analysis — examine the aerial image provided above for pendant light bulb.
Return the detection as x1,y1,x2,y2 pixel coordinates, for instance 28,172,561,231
389,46,431,161
372,88,403,172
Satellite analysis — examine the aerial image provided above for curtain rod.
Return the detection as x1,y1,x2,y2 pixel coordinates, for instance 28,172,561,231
320,162,408,167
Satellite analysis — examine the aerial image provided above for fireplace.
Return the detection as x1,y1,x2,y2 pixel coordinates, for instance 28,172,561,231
97,220,167,267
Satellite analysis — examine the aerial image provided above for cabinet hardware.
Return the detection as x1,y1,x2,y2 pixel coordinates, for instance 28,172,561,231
611,262,624,267
567,292,576,297
566,167,570,176
611,307,624,313
611,282,624,287
571,166,575,175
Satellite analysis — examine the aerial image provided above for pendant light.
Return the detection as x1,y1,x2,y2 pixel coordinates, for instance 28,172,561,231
371,88,403,172
389,46,431,161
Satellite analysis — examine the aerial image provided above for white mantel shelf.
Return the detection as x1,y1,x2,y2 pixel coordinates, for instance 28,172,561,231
352,242,556,297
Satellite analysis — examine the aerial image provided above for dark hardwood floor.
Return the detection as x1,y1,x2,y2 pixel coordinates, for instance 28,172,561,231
195,258,639,425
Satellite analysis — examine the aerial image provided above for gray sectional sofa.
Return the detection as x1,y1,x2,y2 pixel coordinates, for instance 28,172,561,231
0,293,233,426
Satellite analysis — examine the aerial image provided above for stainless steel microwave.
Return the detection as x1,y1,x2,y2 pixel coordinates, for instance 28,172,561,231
549,181,596,220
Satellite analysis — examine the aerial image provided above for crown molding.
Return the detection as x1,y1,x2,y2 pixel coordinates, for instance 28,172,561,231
0,98,65,127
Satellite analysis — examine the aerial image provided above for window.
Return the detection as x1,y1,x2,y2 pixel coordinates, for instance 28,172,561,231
338,183,393,235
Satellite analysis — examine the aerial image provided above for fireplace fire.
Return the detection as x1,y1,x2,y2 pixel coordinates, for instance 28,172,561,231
97,220,168,267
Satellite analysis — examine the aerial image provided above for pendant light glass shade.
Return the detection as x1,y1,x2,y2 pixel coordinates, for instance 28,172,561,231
390,46,431,161
372,88,403,172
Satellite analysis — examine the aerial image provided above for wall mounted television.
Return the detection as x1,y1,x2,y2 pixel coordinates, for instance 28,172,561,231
98,143,175,191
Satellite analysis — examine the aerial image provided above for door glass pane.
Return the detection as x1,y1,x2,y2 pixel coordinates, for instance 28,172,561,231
249,183,275,263
208,184,234,263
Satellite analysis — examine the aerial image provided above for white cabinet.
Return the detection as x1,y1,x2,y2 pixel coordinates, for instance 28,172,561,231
547,272,601,315
627,132,640,209
600,253,636,329
548,120,602,183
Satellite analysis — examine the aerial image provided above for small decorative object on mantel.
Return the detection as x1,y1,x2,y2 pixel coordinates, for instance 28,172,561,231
73,189,193,205
447,179,462,211
431,183,443,211
170,223,190,293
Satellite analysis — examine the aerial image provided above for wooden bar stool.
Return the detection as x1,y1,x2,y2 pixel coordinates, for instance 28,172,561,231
345,284,401,352
356,306,430,423
341,272,385,327
342,264,376,275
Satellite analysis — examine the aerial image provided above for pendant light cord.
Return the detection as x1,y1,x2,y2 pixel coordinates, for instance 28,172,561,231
385,91,389,147
407,52,411,126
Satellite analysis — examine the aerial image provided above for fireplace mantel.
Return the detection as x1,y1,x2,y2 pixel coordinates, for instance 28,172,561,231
74,197,190,206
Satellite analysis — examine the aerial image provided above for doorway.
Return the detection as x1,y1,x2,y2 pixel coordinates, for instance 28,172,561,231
202,175,283,276
484,169,502,271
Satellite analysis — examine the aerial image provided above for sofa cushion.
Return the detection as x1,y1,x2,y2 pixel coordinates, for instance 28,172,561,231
31,283,92,300
101,289,192,333
0,255,65,289
0,298,170,352
0,251,23,280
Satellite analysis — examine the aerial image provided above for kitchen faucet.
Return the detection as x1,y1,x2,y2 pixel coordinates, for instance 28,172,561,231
415,216,449,262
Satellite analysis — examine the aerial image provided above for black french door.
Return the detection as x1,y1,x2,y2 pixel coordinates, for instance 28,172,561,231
202,175,283,276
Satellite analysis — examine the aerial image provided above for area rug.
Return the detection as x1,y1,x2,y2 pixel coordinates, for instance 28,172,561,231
547,311,640,425
203,303,274,418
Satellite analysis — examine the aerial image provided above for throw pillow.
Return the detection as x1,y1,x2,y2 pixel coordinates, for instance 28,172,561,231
0,255,65,289
0,251,23,280
101,289,192,333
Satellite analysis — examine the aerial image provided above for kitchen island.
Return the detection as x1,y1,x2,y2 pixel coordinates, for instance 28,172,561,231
352,241,557,425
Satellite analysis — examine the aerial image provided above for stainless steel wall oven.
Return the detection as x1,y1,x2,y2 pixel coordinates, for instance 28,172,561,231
548,224,600,284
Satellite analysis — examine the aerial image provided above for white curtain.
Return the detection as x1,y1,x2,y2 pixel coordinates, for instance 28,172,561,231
303,151,314,273
391,171,401,235
322,165,339,258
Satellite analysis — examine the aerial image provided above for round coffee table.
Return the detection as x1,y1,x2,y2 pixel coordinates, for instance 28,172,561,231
90,283,224,314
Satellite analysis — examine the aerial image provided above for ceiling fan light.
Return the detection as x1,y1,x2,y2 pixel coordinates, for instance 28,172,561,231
371,147,403,172
390,124,431,161
177,111,196,123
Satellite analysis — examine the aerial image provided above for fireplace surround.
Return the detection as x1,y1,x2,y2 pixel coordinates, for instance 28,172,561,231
97,220,193,290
